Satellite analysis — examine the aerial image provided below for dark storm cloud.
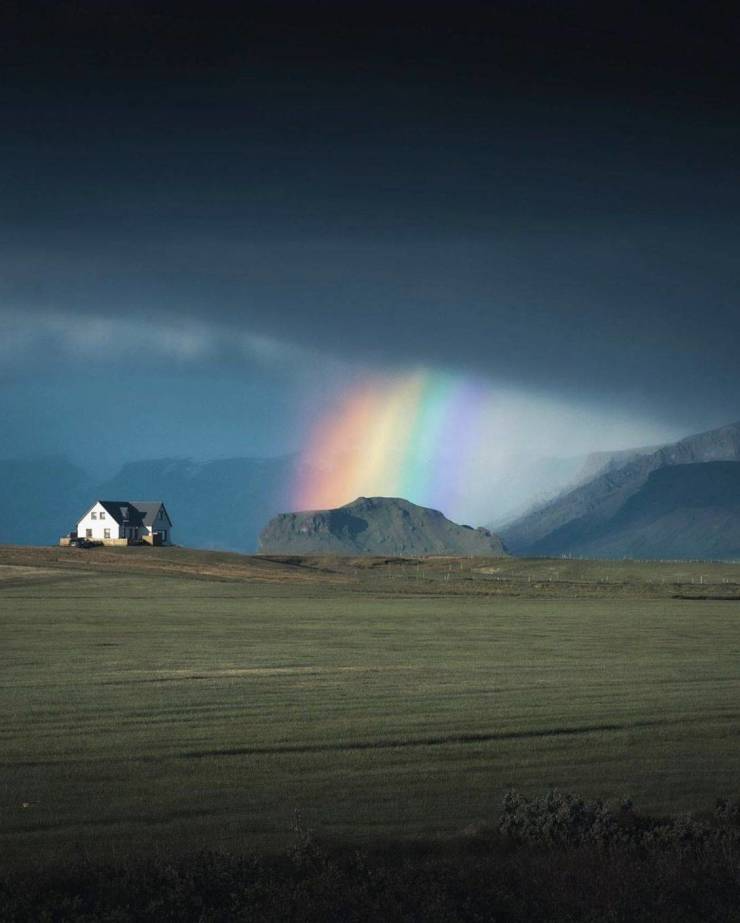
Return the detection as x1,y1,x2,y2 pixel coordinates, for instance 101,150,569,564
2,1,740,428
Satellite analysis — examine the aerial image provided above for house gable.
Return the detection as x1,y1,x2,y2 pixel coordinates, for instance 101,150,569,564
77,501,124,541
131,501,172,529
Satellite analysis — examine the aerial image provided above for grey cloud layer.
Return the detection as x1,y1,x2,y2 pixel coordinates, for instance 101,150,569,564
3,216,739,431
2,3,739,434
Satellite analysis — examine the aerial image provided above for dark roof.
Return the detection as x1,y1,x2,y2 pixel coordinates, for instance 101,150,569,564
98,501,146,526
130,501,170,527
92,500,170,527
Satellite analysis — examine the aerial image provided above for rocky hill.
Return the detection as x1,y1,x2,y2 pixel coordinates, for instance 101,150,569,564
259,496,508,556
501,421,740,558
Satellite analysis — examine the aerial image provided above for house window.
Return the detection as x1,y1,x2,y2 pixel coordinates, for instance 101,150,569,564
104,529,111,539
162,530,167,542
85,529,92,538
91,511,97,519
100,511,106,520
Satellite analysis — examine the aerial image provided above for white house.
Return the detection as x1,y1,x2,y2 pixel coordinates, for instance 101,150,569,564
67,500,173,546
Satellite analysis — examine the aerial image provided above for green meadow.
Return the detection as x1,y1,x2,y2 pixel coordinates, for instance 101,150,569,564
1,547,739,870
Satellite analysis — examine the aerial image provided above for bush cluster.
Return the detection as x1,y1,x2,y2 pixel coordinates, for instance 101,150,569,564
498,789,740,853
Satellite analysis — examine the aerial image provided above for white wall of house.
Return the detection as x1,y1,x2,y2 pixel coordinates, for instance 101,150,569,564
76,502,122,541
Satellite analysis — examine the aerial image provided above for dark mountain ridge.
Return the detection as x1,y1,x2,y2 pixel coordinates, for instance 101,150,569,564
539,462,740,560
502,422,740,559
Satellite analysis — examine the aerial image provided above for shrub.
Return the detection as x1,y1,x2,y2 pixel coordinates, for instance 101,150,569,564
498,789,740,854
498,789,639,848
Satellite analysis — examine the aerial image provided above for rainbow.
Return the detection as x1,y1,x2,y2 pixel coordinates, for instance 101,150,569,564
293,369,497,519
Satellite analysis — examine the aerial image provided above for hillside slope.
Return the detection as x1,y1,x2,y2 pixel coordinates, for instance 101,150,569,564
502,421,740,555
523,461,740,560
259,496,507,556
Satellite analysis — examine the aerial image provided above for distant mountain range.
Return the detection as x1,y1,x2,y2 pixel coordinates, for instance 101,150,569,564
3,420,740,559
260,496,507,556
0,457,91,546
98,457,295,552
501,421,740,559
0,455,296,551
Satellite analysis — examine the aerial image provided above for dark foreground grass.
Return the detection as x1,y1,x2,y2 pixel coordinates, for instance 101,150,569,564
2,847,737,923
2,795,739,922
1,552,739,878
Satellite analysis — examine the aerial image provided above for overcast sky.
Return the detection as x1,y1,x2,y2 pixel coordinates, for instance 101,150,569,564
2,1,739,476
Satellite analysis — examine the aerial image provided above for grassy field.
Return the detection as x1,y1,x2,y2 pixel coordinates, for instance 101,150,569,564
1,546,739,870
